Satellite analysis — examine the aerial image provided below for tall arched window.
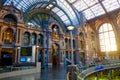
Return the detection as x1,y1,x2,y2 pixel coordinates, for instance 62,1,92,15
65,38,68,49
38,34,43,47
99,23,117,52
24,32,30,45
3,28,14,44
4,14,17,25
31,33,36,45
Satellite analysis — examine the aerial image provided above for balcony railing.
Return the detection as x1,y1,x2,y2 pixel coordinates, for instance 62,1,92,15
77,60,120,80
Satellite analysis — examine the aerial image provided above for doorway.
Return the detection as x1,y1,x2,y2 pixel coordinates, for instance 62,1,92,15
52,43,59,66
1,49,15,66
38,49,44,68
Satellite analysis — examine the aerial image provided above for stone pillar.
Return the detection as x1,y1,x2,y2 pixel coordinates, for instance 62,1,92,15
36,34,38,46
15,29,18,43
75,35,80,64
20,30,24,45
69,38,70,49
43,31,46,48
30,33,32,45
17,47,20,63
36,46,39,63
15,47,17,63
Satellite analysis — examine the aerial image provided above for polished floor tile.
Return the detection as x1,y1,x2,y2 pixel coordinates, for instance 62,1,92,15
0,66,66,80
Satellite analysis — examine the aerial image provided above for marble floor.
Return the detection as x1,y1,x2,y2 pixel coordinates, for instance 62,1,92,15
0,65,66,80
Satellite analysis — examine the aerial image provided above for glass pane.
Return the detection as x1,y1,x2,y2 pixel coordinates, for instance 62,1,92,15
110,38,116,45
91,3,105,16
60,15,68,21
84,0,98,6
102,0,120,12
52,7,60,13
64,20,71,25
100,46,105,52
108,24,113,30
14,0,20,6
56,0,79,25
106,45,111,51
4,0,12,5
109,31,115,38
103,24,108,32
41,4,47,8
35,4,42,8
105,38,110,46
104,32,109,38
68,0,77,3
56,11,64,16
73,0,88,11
83,9,95,20
99,33,104,39
100,39,104,46
99,27,103,33
111,45,117,51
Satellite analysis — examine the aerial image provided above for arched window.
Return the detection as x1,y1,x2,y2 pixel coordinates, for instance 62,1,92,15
4,14,17,25
73,40,75,49
38,34,43,47
99,23,117,52
24,32,30,45
3,28,14,44
65,38,68,49
31,33,36,45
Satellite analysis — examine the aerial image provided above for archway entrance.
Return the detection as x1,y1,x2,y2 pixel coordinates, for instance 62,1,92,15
1,48,15,66
38,49,44,68
52,43,59,66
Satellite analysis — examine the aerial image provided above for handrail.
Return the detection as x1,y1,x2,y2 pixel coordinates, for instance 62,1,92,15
0,66,35,73
77,60,120,80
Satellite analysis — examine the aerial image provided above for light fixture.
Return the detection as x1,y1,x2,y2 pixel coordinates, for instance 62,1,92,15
67,26,74,31
36,45,39,48
17,47,20,49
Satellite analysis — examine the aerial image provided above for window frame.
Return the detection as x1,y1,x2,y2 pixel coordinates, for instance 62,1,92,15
98,23,117,52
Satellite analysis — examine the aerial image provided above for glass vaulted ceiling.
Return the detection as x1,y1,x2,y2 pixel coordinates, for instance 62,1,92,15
68,0,120,20
3,0,120,23
4,0,79,27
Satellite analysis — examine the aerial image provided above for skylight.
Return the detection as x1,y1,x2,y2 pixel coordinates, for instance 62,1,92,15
102,0,120,12
3,0,79,26
68,0,120,20
68,0,77,3
3,0,120,26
